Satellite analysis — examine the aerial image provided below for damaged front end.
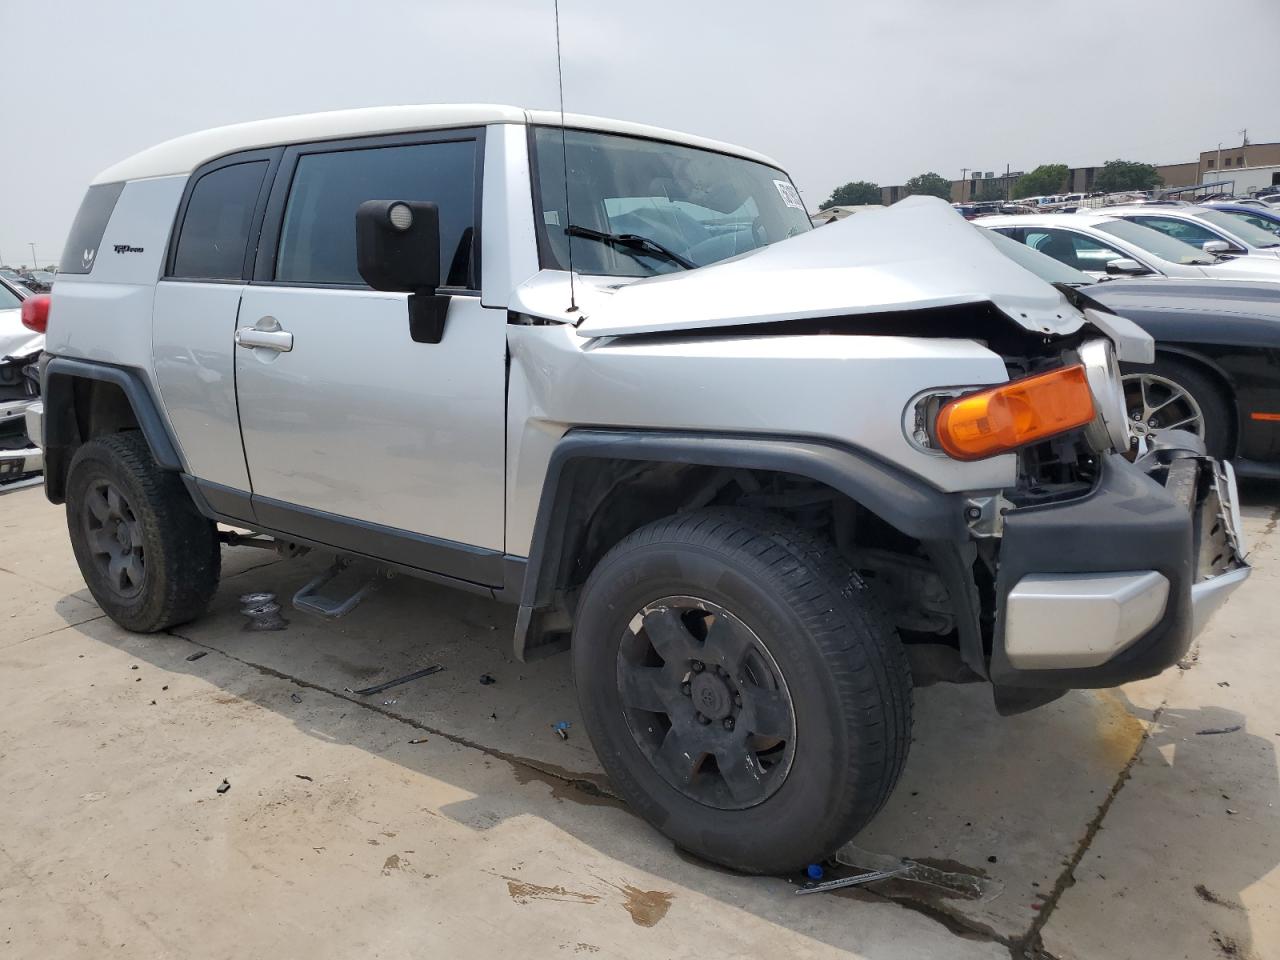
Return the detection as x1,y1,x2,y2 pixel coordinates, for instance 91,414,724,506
0,350,43,481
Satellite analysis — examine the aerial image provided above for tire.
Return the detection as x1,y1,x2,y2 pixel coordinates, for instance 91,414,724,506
1122,355,1233,460
66,432,220,632
572,508,912,874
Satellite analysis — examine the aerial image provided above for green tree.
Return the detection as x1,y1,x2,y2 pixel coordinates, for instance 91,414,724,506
1095,159,1162,193
820,180,882,209
1013,163,1069,198
903,172,953,200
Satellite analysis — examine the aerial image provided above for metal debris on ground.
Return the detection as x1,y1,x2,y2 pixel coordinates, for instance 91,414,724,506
553,720,571,741
479,674,496,685
216,779,231,794
408,738,429,744
382,699,398,706
830,843,1003,902
290,693,302,703
348,665,444,697
1197,725,1243,735
240,592,288,632
295,774,313,782
186,651,207,662
796,866,907,895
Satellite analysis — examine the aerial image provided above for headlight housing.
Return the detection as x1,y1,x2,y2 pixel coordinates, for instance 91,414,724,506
1078,338,1132,454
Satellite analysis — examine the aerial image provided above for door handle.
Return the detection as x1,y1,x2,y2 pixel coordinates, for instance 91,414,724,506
235,325,293,352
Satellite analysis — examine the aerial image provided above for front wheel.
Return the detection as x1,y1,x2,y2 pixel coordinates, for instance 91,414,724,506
572,509,912,874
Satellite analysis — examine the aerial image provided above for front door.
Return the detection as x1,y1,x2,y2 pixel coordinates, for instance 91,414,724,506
234,130,506,581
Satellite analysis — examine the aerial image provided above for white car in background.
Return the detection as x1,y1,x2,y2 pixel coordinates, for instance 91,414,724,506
1103,205,1280,259
0,275,45,480
980,213,1280,282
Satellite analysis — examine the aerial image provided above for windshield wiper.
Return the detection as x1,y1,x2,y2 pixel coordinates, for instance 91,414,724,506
565,225,696,270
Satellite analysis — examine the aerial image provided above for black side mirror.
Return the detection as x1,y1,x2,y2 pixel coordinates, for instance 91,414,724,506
355,200,449,343
1105,258,1152,276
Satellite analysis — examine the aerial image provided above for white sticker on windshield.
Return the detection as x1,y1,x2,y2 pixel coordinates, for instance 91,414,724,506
774,179,804,210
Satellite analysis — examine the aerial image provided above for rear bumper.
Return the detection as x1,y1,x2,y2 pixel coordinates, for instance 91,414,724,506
0,398,42,478
990,450,1249,689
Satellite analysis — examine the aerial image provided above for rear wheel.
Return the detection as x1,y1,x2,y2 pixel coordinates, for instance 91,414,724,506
66,432,220,632
1122,356,1233,459
572,508,912,874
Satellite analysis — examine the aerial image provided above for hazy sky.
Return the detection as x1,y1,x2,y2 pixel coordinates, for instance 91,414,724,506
3,0,1278,267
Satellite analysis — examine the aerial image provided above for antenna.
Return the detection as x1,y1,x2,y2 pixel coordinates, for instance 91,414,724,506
554,0,577,312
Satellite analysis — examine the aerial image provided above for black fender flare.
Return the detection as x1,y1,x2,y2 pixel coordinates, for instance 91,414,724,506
513,429,981,664
42,357,184,502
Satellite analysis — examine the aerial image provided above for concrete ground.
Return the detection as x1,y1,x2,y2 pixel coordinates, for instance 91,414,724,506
0,482,1276,960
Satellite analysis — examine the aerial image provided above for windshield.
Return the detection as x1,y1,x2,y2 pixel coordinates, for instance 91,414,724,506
532,126,811,277
1095,218,1215,265
979,227,1094,285
1194,207,1280,247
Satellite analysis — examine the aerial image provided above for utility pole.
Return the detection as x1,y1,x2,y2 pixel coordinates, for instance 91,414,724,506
1005,162,1011,201
1240,128,1249,167
960,168,969,202
1216,142,1222,177
29,243,38,270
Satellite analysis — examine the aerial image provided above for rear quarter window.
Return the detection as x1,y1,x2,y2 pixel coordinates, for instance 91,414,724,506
58,182,125,275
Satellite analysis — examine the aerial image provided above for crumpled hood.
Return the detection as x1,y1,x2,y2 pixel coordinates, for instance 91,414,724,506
0,309,43,360
511,196,1087,338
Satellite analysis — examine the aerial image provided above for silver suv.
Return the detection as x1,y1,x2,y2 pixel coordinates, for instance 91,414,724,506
36,105,1249,874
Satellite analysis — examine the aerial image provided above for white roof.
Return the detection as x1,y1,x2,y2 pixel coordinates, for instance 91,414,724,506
978,212,1121,228
93,104,783,184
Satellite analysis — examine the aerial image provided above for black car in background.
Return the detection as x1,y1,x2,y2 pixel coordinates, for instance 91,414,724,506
984,228,1280,478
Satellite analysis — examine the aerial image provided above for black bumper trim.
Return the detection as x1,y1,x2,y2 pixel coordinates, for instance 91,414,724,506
990,454,1194,689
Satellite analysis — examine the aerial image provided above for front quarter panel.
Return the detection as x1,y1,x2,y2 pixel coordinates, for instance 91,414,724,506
504,324,1015,555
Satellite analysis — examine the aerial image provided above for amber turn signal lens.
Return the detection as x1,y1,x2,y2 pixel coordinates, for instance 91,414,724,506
935,365,1096,461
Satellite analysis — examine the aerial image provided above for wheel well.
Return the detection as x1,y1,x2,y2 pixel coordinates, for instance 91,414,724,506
519,455,978,676
1154,349,1239,453
44,376,142,502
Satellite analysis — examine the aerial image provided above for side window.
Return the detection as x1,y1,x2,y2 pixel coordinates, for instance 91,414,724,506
171,161,269,280
275,139,477,288
1130,216,1219,246
1065,232,1128,270
1022,228,1123,271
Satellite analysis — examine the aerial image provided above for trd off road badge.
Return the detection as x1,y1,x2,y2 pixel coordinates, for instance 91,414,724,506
81,248,96,270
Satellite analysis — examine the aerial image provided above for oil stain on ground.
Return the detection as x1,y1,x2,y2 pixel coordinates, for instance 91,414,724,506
1091,689,1148,769
504,877,602,906
617,884,673,927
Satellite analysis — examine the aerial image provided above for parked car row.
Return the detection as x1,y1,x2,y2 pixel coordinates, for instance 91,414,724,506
982,230,1280,477
0,267,55,293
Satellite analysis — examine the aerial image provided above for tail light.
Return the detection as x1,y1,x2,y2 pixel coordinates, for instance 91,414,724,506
935,364,1096,461
20,294,50,333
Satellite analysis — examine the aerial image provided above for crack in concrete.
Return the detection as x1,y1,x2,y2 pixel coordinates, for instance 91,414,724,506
162,627,619,805
1011,697,1171,959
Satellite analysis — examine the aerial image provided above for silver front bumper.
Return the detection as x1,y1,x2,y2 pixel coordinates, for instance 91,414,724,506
1004,456,1250,670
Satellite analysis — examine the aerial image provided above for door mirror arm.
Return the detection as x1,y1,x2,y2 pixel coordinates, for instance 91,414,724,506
408,294,450,344
355,199,450,344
